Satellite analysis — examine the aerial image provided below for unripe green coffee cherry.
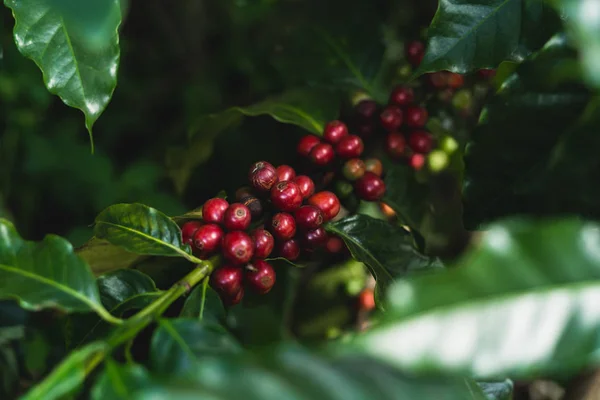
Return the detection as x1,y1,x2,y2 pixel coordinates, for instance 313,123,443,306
428,150,450,172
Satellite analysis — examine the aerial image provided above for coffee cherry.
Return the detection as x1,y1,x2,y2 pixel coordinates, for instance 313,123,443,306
408,131,434,154
342,158,366,181
294,205,324,230
323,120,349,144
309,143,335,166
297,135,321,157
357,123,376,139
325,235,345,254
385,132,407,159
225,287,244,306
210,265,243,298
223,203,251,231
355,172,386,201
380,202,396,218
336,135,364,159
193,224,224,258
202,198,229,224
428,72,448,89
380,105,403,131
428,149,450,172
222,231,254,265
405,40,425,66
364,158,383,177
251,229,275,259
241,196,263,219
270,212,296,241
389,86,415,106
278,239,300,261
358,288,376,311
249,161,278,192
410,153,426,170
355,99,379,122
294,175,315,199
447,72,465,89
302,227,328,249
270,181,303,212
405,106,428,128
307,191,341,221
334,180,354,199
276,165,296,182
245,260,276,294
477,68,496,80
181,221,203,245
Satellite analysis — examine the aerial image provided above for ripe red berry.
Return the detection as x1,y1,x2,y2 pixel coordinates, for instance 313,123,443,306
270,181,303,212
222,231,254,265
405,40,425,66
307,191,341,221
309,143,335,166
276,165,296,182
409,153,426,170
380,105,403,131
389,86,415,106
240,196,263,219
225,287,244,306
297,135,321,158
355,100,379,122
269,212,296,241
294,205,324,230
202,198,229,224
210,265,243,298
385,132,407,159
181,221,203,245
223,203,251,231
251,229,274,259
193,224,224,258
245,260,276,294
428,72,448,89
358,288,376,311
278,239,300,261
342,158,366,181
323,120,349,144
408,131,434,153
336,135,364,159
355,172,386,201
293,175,315,199
364,158,383,177
302,227,328,249
249,161,278,192
325,235,345,254
447,73,465,89
405,106,428,128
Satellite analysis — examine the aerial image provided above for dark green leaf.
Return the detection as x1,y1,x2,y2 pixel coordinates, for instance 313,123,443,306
77,238,147,276
91,360,151,400
180,283,225,324
416,0,559,75
94,203,195,261
350,218,600,379
382,163,429,230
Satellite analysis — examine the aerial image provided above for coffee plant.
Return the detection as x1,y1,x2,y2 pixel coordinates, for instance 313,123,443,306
1,0,599,398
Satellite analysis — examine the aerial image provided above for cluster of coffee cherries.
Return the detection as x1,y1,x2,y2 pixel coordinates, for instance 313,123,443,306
179,161,343,305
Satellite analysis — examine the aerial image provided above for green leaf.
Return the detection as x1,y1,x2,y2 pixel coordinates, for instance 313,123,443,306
416,0,559,75
21,341,106,400
94,203,196,261
91,360,151,400
382,163,429,230
3,0,121,144
77,238,147,276
325,215,443,306
350,218,600,379
180,283,226,323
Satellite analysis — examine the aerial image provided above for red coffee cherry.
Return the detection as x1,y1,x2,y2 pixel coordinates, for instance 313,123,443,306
269,212,296,241
355,100,379,122
408,131,434,153
325,235,345,254
251,229,275,259
342,158,366,181
427,72,448,89
446,72,465,89
309,143,335,166
294,205,324,230
297,135,321,158
323,120,349,144
222,231,254,265
301,227,328,249
307,191,341,221
293,175,315,199
223,203,251,231
225,287,244,306
245,260,276,295
210,265,243,298
405,106,428,128
409,153,426,170
276,165,296,182
364,158,383,177
355,172,386,202
202,198,229,225
193,224,224,258
385,132,407,159
336,135,364,159
270,181,303,212
181,221,203,245
389,86,415,106
240,196,263,219
249,161,278,192
278,239,300,261
405,40,425,66
380,105,403,131
358,288,376,311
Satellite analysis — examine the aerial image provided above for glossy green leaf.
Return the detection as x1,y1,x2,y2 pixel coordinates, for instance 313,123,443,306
382,163,429,230
77,237,147,276
3,0,121,143
325,215,443,305
416,0,559,76
180,282,226,324
21,341,106,400
94,203,195,261
351,218,600,379
91,360,151,400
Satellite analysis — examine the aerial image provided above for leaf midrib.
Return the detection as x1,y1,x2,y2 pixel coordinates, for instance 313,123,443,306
159,319,196,359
